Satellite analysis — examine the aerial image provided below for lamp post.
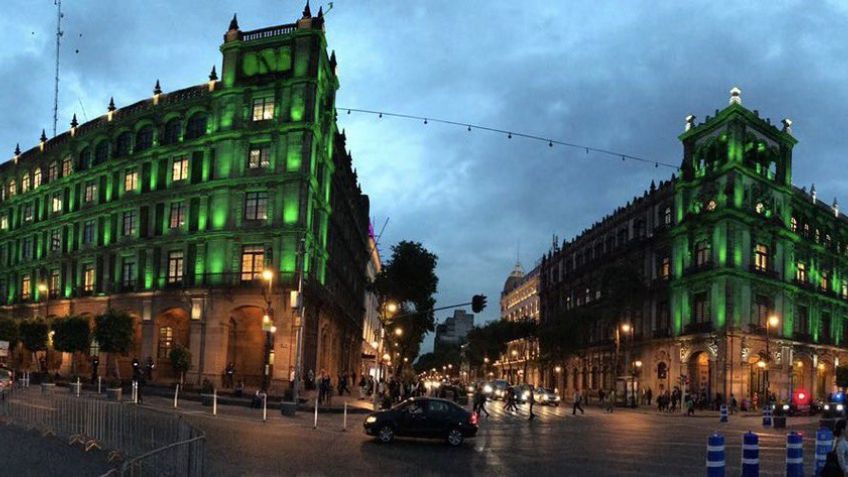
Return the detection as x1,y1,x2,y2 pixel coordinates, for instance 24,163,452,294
555,365,562,394
38,283,49,317
765,315,779,402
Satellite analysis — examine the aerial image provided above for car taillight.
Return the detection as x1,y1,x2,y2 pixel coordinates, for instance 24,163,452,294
469,412,479,426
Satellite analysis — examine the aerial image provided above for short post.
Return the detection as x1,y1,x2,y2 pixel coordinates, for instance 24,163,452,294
786,431,803,477
174,384,180,409
262,394,267,422
97,376,101,394
816,427,833,477
706,432,725,477
313,396,319,429
719,404,728,423
761,407,772,428
75,377,81,398
213,388,217,416
741,431,759,477
343,402,348,432
132,381,138,404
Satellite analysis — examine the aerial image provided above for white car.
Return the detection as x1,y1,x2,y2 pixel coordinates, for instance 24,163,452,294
534,388,561,406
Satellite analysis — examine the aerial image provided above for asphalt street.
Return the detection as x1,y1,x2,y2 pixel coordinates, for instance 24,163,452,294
0,424,113,477
138,395,827,477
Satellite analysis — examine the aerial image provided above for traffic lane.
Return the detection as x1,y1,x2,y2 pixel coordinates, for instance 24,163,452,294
0,425,114,477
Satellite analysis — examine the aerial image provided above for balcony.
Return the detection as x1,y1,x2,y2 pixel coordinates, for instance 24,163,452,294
683,321,714,334
749,265,779,279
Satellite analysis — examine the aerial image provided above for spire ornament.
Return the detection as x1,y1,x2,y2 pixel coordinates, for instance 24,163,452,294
729,86,742,105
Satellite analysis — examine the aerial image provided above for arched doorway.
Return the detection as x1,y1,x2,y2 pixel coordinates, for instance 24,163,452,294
688,351,712,399
817,361,834,400
154,308,190,381
657,362,668,393
748,353,768,402
225,306,266,388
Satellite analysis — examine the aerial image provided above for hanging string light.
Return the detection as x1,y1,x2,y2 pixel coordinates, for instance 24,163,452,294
339,107,678,170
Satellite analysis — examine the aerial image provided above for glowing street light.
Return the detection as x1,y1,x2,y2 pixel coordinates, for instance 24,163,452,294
768,315,779,329
555,365,562,373
621,323,631,333
261,269,274,282
386,302,398,314
394,328,403,337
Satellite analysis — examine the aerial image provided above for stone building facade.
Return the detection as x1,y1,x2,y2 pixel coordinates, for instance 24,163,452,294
0,6,371,392
495,262,541,385
539,89,848,404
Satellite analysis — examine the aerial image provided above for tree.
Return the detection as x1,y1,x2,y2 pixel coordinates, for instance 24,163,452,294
19,320,49,372
94,309,135,379
414,345,462,374
52,316,91,377
0,317,20,349
374,241,439,377
170,345,191,384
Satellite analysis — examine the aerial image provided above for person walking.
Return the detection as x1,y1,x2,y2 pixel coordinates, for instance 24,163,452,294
824,419,848,476
729,393,738,415
646,387,653,406
686,394,695,416
572,389,585,415
474,387,490,418
606,389,615,413
528,387,537,421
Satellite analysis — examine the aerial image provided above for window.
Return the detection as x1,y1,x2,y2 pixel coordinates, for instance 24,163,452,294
822,271,830,291
33,168,41,188
248,145,270,169
21,173,29,193
157,326,173,359
83,264,95,292
48,162,58,182
695,241,710,267
169,202,185,229
62,156,73,176
136,125,154,151
122,259,136,288
116,131,132,157
427,400,450,414
244,192,268,221
22,238,32,260
48,269,60,298
660,256,670,280
163,118,181,145
172,156,189,182
185,113,207,140
94,142,109,166
167,251,184,284
23,203,33,222
252,96,274,121
241,246,265,280
755,295,772,328
124,169,138,193
52,193,63,213
50,229,61,252
122,210,137,236
21,275,31,300
7,180,15,198
754,243,769,272
78,148,91,171
83,220,95,244
693,292,709,323
796,262,807,283
0,215,7,230
663,207,672,226
843,282,848,300
84,181,97,203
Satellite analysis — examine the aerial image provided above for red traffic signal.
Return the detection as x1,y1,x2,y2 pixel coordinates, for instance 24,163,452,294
471,294,487,313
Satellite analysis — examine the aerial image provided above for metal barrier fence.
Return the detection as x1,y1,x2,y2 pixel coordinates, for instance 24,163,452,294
0,385,205,477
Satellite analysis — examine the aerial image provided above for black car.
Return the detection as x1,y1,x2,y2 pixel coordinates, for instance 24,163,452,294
363,397,479,446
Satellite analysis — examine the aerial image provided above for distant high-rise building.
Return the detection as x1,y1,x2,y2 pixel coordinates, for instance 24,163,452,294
434,310,474,352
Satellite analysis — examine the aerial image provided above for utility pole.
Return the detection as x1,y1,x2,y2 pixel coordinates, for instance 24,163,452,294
291,238,307,407
52,0,64,137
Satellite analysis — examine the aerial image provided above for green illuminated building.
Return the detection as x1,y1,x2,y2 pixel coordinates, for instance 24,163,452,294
540,88,847,403
0,6,371,390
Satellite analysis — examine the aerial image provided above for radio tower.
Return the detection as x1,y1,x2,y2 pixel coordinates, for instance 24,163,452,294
52,0,64,137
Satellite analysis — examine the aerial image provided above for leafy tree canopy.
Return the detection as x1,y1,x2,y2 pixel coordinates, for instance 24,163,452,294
94,310,135,354
52,316,91,354
19,320,49,353
0,318,20,348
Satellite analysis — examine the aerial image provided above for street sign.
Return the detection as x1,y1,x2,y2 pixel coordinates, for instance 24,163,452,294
0,340,9,358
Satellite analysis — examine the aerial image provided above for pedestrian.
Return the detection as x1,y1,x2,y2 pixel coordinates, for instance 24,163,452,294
824,419,848,476
144,357,155,382
606,389,615,413
572,389,585,415
91,356,100,384
528,386,537,421
131,357,141,380
646,387,653,406
686,394,695,416
358,374,366,399
598,388,606,404
474,386,490,418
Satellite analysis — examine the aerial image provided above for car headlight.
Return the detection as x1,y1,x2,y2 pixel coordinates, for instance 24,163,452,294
838,404,844,412
467,386,474,393
825,404,831,411
522,392,530,399
782,404,789,411
483,385,493,394
365,416,377,424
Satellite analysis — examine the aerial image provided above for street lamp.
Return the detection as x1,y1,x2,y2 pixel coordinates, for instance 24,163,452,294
38,282,49,318
765,314,779,402
261,270,275,392
394,328,403,337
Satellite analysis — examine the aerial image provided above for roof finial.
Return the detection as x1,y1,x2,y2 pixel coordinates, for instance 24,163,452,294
302,0,312,18
40,129,47,143
154,79,162,95
317,5,323,17
782,118,792,134
729,86,742,105
14,143,21,156
70,113,78,128
229,13,239,31
811,183,817,203
685,114,696,132
108,97,116,112
209,65,218,81
833,197,839,217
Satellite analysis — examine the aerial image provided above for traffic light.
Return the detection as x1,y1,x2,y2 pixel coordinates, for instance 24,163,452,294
471,294,487,313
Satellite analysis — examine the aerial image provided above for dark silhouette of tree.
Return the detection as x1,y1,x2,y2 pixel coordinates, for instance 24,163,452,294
52,316,91,377
94,310,135,379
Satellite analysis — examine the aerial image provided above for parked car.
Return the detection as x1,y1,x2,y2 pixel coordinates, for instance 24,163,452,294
363,397,479,446
534,387,561,406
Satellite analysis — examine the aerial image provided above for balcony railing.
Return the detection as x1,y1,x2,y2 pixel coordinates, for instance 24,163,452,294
242,24,297,42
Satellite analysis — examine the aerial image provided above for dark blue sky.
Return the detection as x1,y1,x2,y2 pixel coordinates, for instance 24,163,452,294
2,1,847,351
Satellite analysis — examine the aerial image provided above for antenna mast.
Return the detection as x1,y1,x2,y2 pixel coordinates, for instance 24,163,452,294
52,0,64,137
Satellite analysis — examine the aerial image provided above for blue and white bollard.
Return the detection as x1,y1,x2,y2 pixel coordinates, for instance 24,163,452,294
762,407,772,427
719,404,728,423
786,431,803,477
816,427,834,477
707,432,725,477
741,431,759,477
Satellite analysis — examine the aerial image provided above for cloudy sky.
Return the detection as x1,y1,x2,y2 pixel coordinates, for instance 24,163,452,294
2,1,848,351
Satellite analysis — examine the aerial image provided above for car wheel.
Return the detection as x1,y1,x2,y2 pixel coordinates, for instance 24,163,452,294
447,428,464,447
377,425,395,444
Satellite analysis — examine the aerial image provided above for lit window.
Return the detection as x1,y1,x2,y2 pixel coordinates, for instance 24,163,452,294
83,264,95,292
248,145,271,169
172,156,189,182
693,292,709,323
660,256,670,280
62,157,73,177
124,169,138,193
158,326,173,359
84,181,97,203
244,191,268,221
50,229,61,252
52,193,63,213
23,203,33,222
843,282,848,300
754,244,769,272
122,210,137,236
83,220,95,244
241,245,265,281
48,269,60,297
122,259,136,288
706,200,716,211
663,207,672,226
48,162,58,182
0,215,7,230
21,274,31,300
21,173,30,193
755,202,764,214
790,216,797,232
252,96,274,121
7,180,15,198
796,262,807,283
695,241,710,266
33,168,41,189
169,202,185,229
167,251,184,284
822,271,830,291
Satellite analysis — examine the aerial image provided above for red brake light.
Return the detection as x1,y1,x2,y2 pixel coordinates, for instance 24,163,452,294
470,412,479,426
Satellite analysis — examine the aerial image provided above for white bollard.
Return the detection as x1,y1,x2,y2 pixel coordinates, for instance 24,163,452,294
343,402,348,432
132,381,138,404
262,395,267,422
174,384,180,408
97,376,101,394
313,396,319,429
213,388,217,416
76,377,81,398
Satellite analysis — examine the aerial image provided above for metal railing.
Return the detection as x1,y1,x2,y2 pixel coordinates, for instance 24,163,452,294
0,386,205,477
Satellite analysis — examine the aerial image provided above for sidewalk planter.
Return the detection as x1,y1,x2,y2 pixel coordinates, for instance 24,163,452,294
280,401,297,417
106,387,123,402
40,383,56,394
201,394,214,407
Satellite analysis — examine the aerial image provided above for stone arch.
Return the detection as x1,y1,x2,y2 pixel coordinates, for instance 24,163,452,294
153,307,190,380
817,358,835,400
687,350,713,399
224,306,267,388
